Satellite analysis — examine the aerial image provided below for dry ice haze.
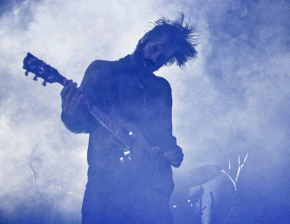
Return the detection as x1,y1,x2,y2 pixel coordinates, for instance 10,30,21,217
0,0,290,223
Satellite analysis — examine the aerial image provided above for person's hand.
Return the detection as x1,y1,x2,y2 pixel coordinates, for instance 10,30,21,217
60,80,84,116
163,146,184,168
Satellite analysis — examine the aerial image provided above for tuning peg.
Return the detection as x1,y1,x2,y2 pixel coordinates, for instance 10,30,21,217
25,71,29,76
33,76,37,81
42,81,46,86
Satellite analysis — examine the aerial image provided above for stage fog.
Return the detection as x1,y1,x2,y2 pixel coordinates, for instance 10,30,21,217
0,0,290,223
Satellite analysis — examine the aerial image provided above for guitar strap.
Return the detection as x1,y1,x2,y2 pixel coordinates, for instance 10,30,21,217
134,72,147,108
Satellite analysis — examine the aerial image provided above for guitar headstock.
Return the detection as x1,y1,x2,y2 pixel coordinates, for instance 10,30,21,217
23,52,67,86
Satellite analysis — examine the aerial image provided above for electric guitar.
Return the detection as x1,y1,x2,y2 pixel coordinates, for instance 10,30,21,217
22,52,173,196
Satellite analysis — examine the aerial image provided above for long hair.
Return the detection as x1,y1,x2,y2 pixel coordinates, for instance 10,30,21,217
133,12,198,67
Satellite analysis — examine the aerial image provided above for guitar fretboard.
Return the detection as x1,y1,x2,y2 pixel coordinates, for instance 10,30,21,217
82,97,133,149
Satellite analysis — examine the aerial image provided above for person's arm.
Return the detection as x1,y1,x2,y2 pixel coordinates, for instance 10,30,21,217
154,78,184,168
60,61,102,134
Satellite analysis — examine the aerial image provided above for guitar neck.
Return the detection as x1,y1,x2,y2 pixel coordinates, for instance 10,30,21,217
23,52,133,149
82,97,133,149
59,80,133,149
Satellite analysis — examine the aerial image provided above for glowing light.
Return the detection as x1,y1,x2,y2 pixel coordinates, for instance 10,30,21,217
222,153,249,192
120,157,124,161
188,199,190,202
124,151,130,155
173,205,177,208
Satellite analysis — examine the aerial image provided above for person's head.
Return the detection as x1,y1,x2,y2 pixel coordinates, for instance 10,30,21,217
132,12,198,72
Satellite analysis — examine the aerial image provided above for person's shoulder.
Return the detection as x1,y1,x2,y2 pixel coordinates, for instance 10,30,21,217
86,55,132,75
86,59,114,72
154,75,172,91
85,59,119,80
